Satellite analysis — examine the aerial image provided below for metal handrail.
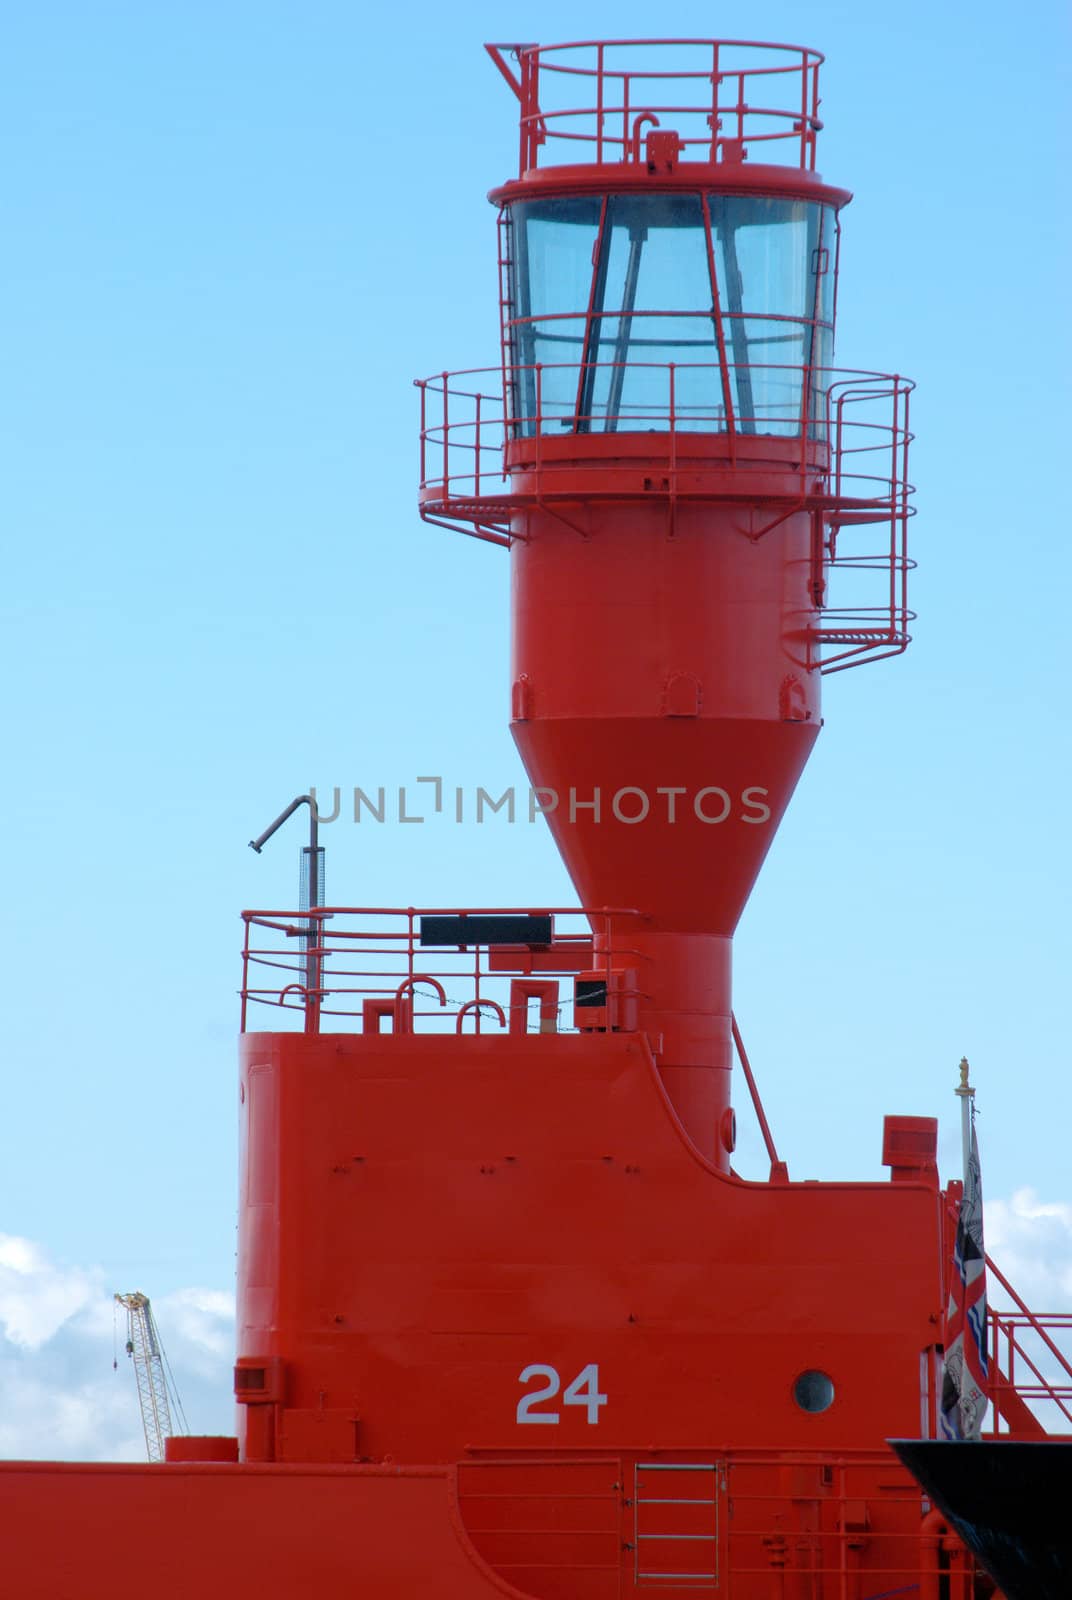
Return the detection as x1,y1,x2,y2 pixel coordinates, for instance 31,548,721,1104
415,362,914,673
486,40,825,174
460,1446,983,1593
240,904,642,1037
415,362,913,506
985,1255,1072,1431
987,1249,1072,1391
941,1189,1072,1434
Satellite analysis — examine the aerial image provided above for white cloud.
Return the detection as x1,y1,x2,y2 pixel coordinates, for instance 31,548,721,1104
982,1191,1072,1433
151,1286,236,1383
0,1233,101,1348
0,1234,234,1462
985,1188,1072,1311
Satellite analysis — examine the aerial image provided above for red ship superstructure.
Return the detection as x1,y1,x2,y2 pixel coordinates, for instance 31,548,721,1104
2,38,1069,1600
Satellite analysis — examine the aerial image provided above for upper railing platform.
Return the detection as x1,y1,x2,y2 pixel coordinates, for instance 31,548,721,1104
240,905,639,1038
486,39,825,176
415,364,915,673
416,363,913,516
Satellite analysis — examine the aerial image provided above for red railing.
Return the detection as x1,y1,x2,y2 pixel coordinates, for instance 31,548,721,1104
486,40,825,174
942,1191,1072,1436
816,375,915,673
717,1450,971,1597
985,1247,1072,1436
415,363,915,672
240,905,641,1038
457,1447,980,1598
416,363,912,505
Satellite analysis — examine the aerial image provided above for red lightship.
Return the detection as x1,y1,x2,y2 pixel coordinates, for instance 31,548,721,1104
2,38,1069,1600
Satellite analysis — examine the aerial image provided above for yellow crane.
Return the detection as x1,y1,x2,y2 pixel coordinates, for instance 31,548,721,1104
114,1292,188,1462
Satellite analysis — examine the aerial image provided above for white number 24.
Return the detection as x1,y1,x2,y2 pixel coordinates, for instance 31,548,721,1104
516,1363,607,1425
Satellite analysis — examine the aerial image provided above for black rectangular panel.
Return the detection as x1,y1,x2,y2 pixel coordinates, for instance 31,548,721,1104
419,914,553,948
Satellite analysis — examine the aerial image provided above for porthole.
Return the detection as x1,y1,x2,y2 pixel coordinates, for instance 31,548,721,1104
793,1370,835,1413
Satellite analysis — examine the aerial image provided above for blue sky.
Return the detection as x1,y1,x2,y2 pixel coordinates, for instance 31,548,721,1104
1,1,1069,1453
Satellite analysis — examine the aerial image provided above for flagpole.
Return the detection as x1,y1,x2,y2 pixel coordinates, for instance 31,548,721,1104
955,1055,974,1178
953,1054,989,1437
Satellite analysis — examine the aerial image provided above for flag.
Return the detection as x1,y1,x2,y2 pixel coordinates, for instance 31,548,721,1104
939,1113,988,1438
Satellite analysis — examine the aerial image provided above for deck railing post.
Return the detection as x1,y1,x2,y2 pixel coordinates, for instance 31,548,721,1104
418,380,427,487
475,391,482,499
595,42,604,164
240,916,250,1032
535,365,543,469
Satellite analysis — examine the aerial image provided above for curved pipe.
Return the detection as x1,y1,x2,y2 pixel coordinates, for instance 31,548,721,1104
395,976,447,1007
631,111,659,160
249,793,319,857
277,983,309,1006
394,976,447,1035
454,999,507,1035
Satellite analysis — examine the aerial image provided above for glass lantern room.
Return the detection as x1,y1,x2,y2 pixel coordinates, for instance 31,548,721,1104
506,194,838,438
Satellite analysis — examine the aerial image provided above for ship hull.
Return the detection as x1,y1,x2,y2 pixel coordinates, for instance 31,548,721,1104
892,1438,1072,1600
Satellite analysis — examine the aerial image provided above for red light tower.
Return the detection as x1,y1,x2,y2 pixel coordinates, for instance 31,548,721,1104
418,39,913,1162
